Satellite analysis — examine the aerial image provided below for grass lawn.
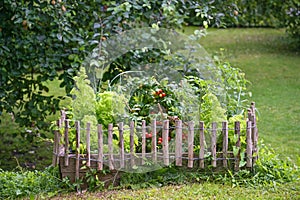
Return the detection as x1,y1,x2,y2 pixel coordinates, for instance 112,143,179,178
52,182,299,199
187,27,300,164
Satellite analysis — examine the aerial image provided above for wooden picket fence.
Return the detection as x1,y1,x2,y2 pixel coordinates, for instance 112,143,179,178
52,102,258,183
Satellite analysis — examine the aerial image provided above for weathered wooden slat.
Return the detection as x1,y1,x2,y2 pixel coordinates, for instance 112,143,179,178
108,123,114,170
211,122,217,167
162,120,169,166
97,124,103,171
75,121,80,180
130,121,135,167
188,121,194,168
142,120,146,165
246,120,252,168
175,120,182,166
151,119,157,162
222,121,228,168
52,119,60,166
234,121,241,171
251,102,258,164
199,121,205,169
86,122,91,167
119,122,125,168
64,120,69,167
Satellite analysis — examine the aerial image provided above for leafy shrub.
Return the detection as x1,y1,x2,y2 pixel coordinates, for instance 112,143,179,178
96,91,127,128
0,166,72,199
285,1,300,47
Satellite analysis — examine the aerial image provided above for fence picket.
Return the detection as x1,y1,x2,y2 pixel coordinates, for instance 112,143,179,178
97,124,103,171
152,119,157,162
142,120,146,165
222,121,228,168
246,120,252,168
188,121,194,168
130,121,135,167
211,122,217,167
162,120,169,166
175,120,182,166
75,121,80,180
119,122,125,168
108,124,114,170
234,121,241,171
86,122,91,167
199,121,205,169
251,102,258,164
64,120,69,167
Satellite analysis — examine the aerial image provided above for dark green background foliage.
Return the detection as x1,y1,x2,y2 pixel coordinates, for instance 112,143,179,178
0,0,298,130
0,0,201,129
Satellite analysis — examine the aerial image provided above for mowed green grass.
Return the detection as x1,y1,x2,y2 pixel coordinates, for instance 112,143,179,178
52,182,300,200
184,27,300,164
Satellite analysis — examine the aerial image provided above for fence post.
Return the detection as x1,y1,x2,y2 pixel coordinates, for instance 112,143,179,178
64,119,69,167
188,121,194,168
199,121,205,169
175,120,182,166
251,102,258,164
130,121,135,168
119,122,125,169
75,121,80,181
97,124,103,171
162,120,169,166
246,120,252,168
234,121,241,171
211,122,217,168
52,119,60,166
222,121,228,168
142,120,146,165
151,119,157,162
86,122,91,167
108,123,114,170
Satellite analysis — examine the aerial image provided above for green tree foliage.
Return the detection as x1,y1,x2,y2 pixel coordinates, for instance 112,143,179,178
0,0,211,130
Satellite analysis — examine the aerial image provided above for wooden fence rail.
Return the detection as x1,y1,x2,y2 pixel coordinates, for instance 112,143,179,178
53,103,258,182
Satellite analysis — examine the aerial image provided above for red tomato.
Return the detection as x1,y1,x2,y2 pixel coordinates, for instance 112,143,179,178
146,133,152,139
156,89,163,94
162,93,166,97
158,137,162,142
158,140,162,145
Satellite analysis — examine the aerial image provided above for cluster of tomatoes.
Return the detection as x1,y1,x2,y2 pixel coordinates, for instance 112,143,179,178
152,89,166,98
145,132,171,145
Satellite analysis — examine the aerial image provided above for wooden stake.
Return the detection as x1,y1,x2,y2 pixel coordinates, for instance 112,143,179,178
119,122,125,168
246,120,252,168
86,122,91,167
188,121,194,168
234,121,241,171
199,121,205,169
211,122,217,168
97,124,103,171
175,120,182,166
64,119,69,167
222,121,228,168
130,121,135,168
162,120,169,166
108,123,114,170
142,120,146,165
151,119,157,162
75,121,80,180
